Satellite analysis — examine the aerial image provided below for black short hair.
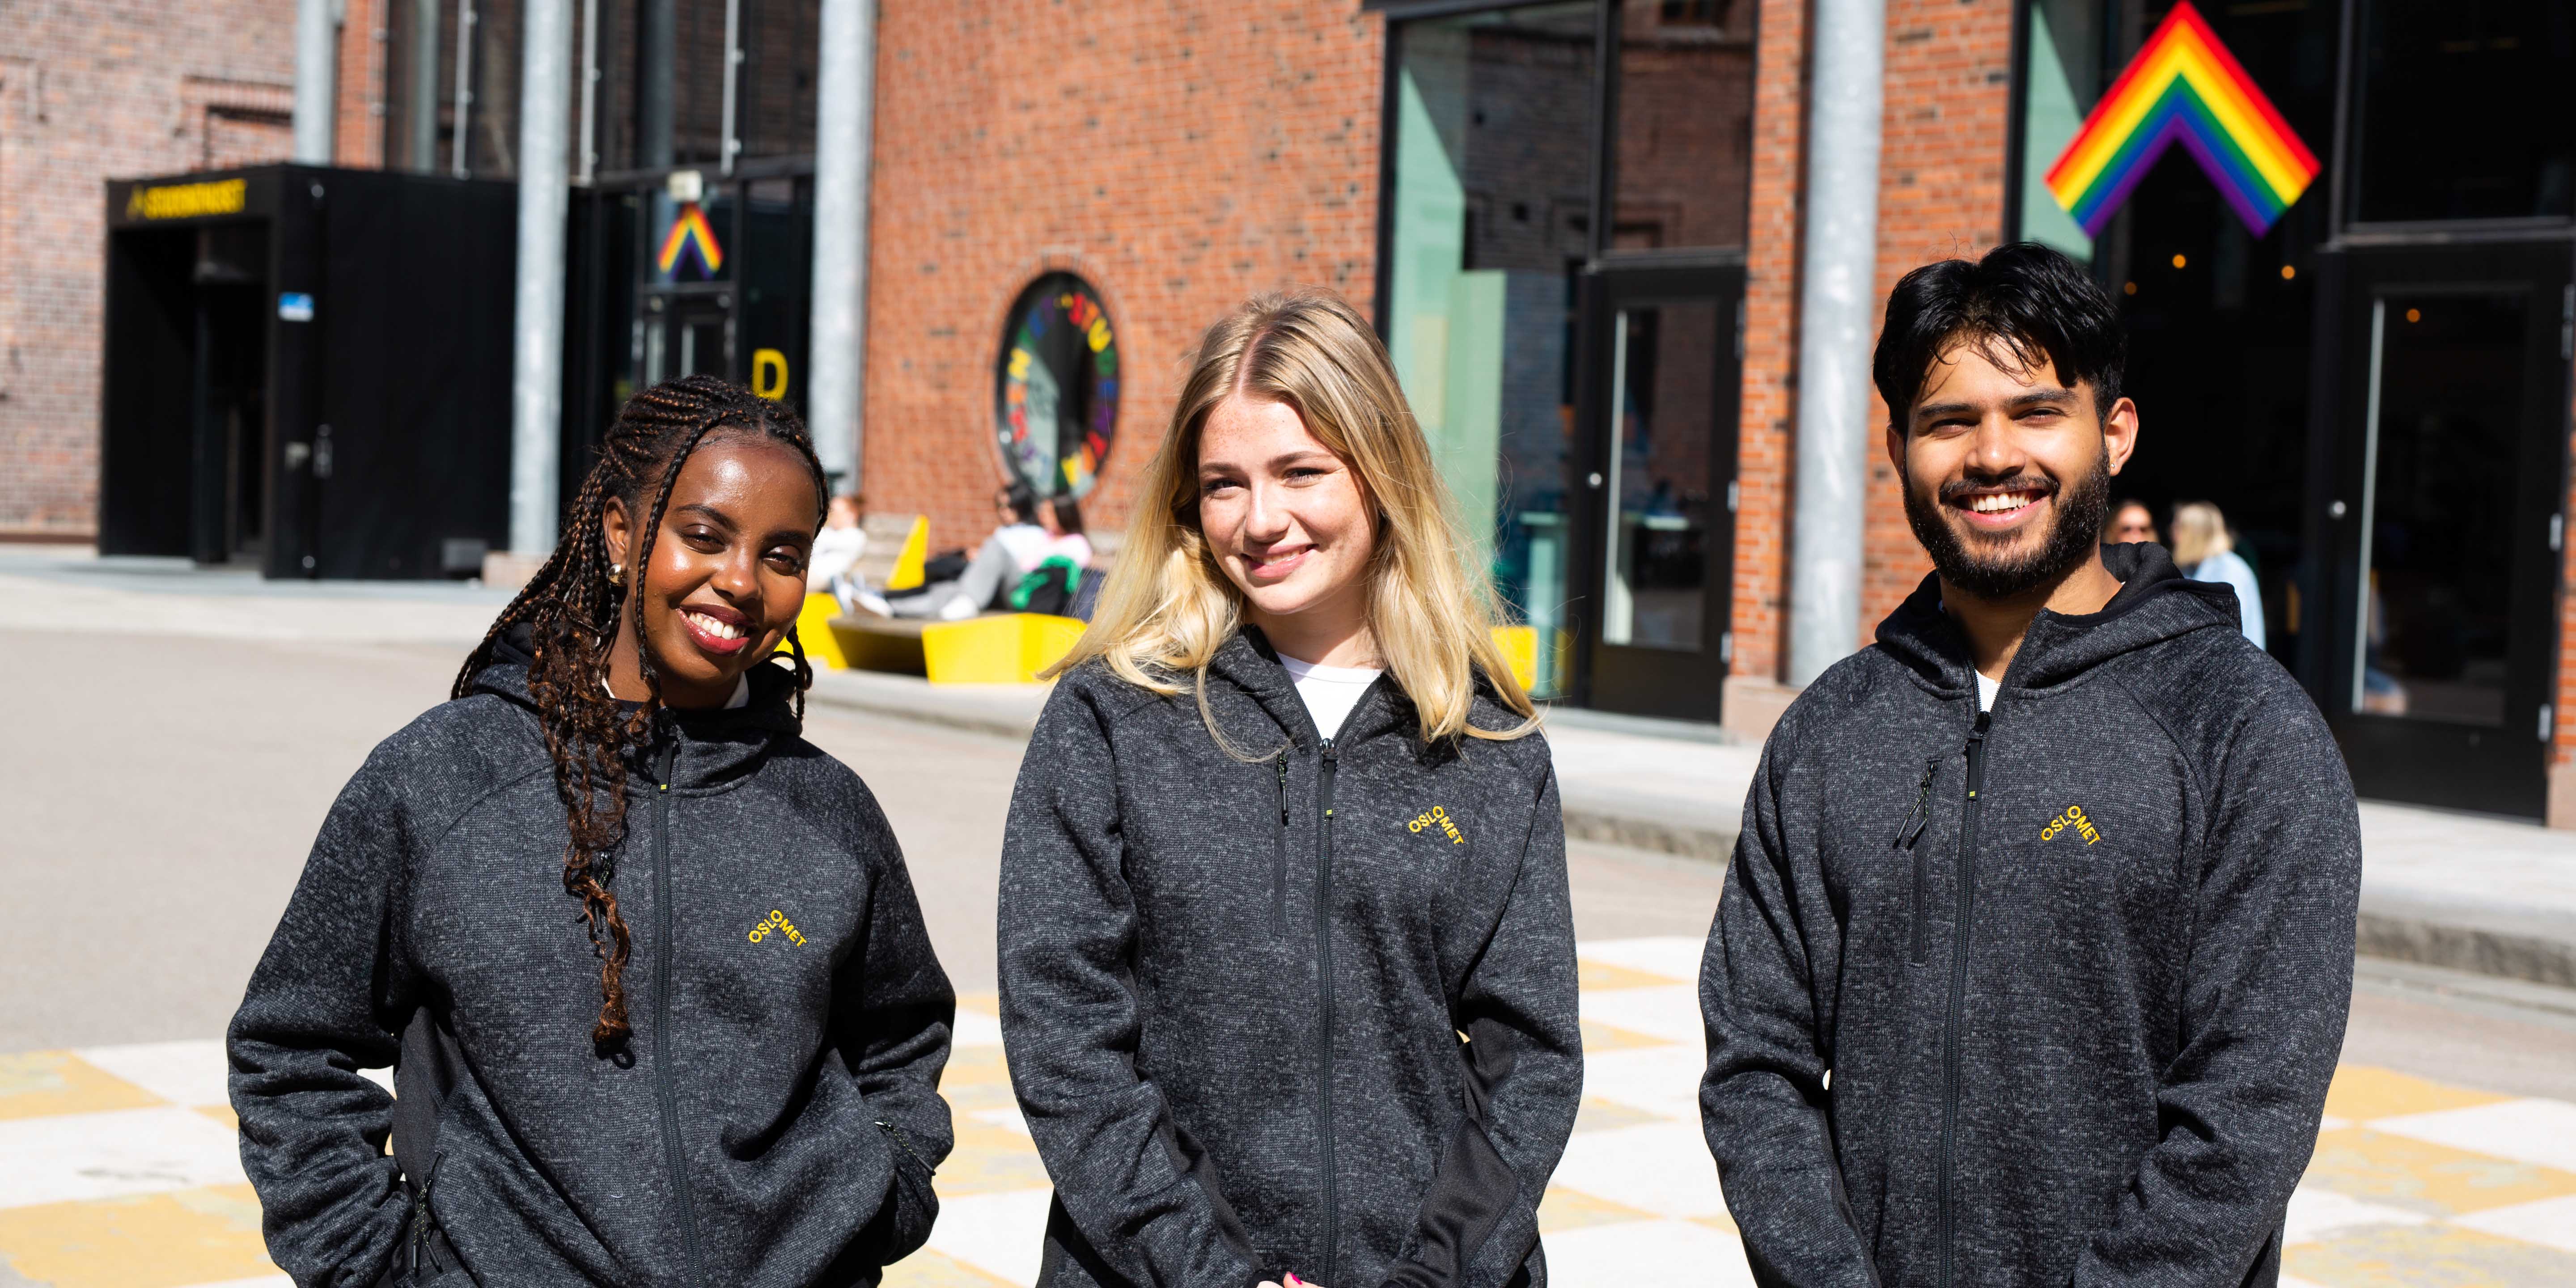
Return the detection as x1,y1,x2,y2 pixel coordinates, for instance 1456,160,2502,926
1873,241,2125,429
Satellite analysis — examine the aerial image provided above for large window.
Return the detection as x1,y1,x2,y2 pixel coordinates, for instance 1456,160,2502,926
1387,4,1597,698
1383,0,1754,701
2351,0,2574,224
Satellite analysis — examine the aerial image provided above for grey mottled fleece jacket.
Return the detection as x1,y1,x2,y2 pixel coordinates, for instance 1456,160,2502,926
999,628,1582,1288
1701,542,2361,1288
229,637,955,1287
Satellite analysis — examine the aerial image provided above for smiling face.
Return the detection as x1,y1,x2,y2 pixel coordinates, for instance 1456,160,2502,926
1886,340,2139,603
2106,499,2157,545
1195,394,1378,663
603,435,821,708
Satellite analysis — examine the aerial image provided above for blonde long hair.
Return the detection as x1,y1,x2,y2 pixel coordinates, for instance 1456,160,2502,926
2168,501,2233,569
1047,288,1538,748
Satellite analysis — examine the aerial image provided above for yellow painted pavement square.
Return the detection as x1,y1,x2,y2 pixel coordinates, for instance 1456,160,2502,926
1,942,2569,1287
2303,1127,2576,1218
0,1053,163,1123
0,1186,275,1288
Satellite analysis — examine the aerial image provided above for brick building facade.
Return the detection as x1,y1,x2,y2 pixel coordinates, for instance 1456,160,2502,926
1,0,303,538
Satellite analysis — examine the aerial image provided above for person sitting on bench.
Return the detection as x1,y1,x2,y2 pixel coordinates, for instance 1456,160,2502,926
860,483,1062,620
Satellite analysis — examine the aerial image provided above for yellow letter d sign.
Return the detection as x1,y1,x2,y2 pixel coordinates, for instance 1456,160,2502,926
753,348,790,400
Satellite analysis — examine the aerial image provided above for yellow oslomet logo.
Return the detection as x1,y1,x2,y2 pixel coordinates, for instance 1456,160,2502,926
2041,805,2102,846
747,909,805,945
1408,806,1465,845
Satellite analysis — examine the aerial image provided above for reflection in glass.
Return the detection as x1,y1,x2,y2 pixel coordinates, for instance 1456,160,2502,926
1611,0,1756,252
2351,294,2525,725
1601,305,1716,650
1386,3,1596,698
2012,0,2106,263
2355,0,2576,223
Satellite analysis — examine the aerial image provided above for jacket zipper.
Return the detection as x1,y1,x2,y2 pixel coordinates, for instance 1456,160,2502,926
405,1153,445,1281
1936,711,1990,1288
1313,738,1340,1288
1274,752,1291,936
649,741,708,1286
1894,755,1940,966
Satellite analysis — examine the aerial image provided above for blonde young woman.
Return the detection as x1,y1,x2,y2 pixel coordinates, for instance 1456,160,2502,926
997,291,1581,1288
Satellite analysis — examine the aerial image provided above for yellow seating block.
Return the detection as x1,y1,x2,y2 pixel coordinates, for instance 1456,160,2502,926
886,517,930,591
790,592,851,669
1490,625,1538,694
921,613,1086,685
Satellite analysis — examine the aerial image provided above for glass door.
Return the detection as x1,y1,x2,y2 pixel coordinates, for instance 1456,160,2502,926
2322,243,2571,818
1578,264,1742,720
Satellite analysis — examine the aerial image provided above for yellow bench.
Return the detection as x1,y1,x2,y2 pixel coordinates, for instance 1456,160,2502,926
921,613,1086,685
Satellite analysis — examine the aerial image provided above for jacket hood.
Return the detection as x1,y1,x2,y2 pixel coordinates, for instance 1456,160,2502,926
465,621,806,789
1875,541,2246,695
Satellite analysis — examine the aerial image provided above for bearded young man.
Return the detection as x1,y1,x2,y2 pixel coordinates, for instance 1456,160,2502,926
1699,243,2360,1288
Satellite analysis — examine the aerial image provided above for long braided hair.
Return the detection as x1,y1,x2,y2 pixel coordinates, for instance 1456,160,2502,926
453,375,830,1051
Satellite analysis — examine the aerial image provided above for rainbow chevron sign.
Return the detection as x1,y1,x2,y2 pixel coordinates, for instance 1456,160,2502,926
656,203,725,278
2044,2,2319,238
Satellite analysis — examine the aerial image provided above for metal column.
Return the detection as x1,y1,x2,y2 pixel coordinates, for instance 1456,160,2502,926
1788,0,1886,686
509,0,574,556
807,0,878,490
291,0,339,163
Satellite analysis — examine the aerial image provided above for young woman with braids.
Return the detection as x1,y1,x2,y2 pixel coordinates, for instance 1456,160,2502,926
229,375,956,1287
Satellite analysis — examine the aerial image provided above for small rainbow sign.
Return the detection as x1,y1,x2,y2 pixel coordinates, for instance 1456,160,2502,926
2045,2,2318,238
656,203,724,278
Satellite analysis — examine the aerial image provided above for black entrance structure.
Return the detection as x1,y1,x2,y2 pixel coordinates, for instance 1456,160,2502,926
100,165,517,580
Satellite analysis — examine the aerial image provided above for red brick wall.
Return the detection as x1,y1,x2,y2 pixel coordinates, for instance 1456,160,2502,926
862,0,1385,555
0,0,301,538
1726,0,1809,685
1730,0,2015,678
338,0,390,168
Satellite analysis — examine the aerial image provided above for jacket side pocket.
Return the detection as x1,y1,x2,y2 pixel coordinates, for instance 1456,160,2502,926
872,1119,941,1264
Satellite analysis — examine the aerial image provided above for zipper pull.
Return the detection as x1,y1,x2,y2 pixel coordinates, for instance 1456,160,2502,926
1892,756,1940,848
1275,754,1289,824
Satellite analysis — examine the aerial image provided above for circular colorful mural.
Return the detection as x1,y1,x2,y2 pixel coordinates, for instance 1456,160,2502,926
995,273,1119,499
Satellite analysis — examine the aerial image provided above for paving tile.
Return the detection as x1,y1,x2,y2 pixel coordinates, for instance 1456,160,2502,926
1571,1095,1669,1135
0,1108,248,1208
2370,1100,2576,1175
1536,1185,1659,1234
953,1010,1005,1048
2325,1067,2514,1124
1541,1219,1754,1288
1577,1018,1675,1053
883,1248,1021,1288
1576,985,1703,1045
924,1187,1055,1287
935,1121,1055,1196
2284,1220,2576,1288
1573,937,1706,983
0,1051,164,1123
72,1042,231,1110
2448,1193,2576,1254
2283,1185,2432,1245
1576,959,1688,992
2301,1127,2576,1219
1551,1122,1725,1220
0,1184,275,1287
1580,1043,1708,1121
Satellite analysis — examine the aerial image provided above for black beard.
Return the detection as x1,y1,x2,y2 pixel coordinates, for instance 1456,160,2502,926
1902,447,2112,601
